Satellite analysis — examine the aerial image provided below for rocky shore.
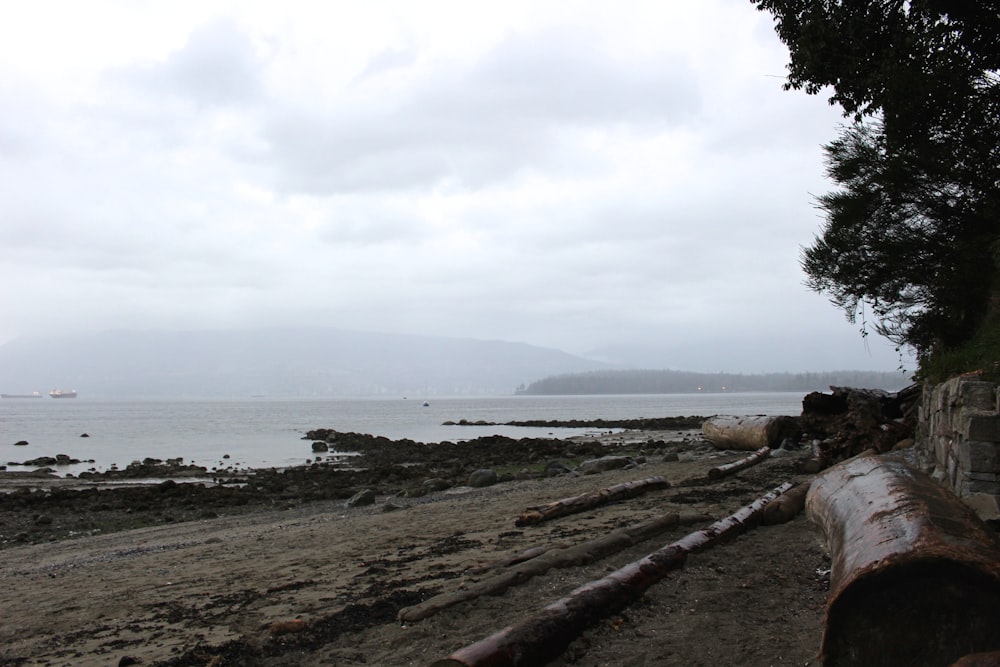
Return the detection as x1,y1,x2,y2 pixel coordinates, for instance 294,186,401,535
1,420,827,666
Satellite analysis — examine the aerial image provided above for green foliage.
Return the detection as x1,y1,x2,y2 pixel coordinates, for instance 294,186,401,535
752,0,1000,364
920,310,1000,383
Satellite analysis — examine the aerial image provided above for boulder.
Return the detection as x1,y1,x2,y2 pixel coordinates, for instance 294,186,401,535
544,461,573,477
468,469,499,488
345,489,376,508
579,456,634,475
311,441,329,452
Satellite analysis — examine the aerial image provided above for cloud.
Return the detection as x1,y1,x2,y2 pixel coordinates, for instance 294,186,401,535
112,19,264,107
258,25,700,194
0,2,909,373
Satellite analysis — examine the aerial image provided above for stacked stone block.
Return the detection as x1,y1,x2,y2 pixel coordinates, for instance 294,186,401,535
918,376,1000,521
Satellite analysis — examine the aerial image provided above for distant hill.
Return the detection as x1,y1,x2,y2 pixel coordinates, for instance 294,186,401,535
515,369,910,395
0,327,609,398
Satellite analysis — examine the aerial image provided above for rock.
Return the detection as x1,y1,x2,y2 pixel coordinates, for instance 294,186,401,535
382,500,407,512
22,456,57,466
422,478,451,492
893,438,915,450
346,489,376,508
118,656,141,667
544,461,573,477
468,469,499,488
80,433,90,438
662,452,680,462
311,441,329,452
579,456,634,474
13,440,28,446
34,514,53,526
269,619,308,636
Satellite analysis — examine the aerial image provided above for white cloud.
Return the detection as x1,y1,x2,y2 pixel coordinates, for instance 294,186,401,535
0,1,905,373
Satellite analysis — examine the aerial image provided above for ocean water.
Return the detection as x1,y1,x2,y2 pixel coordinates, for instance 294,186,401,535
0,393,805,476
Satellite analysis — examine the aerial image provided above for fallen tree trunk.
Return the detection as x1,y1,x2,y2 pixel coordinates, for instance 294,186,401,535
807,455,1000,667
514,476,670,527
399,511,707,623
432,483,793,667
702,415,800,451
760,480,811,525
707,446,771,480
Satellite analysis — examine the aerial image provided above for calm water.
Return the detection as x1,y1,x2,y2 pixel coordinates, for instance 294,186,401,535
0,393,805,475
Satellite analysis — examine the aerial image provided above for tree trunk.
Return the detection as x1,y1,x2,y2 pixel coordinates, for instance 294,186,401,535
432,483,793,667
807,455,1000,667
702,415,800,451
707,446,771,480
760,480,811,525
514,476,669,527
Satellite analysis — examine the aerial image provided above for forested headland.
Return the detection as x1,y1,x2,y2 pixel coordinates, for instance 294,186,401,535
515,369,906,395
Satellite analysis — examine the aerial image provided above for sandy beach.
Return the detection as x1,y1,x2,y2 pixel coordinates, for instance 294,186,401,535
1,430,826,666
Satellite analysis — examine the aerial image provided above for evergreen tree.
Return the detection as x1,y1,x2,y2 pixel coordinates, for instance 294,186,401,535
751,0,1000,361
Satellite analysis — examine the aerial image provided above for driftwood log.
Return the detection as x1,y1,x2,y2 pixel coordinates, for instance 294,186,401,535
514,476,669,527
707,446,771,480
432,482,793,667
701,415,800,451
807,455,1000,667
760,480,811,526
399,511,707,623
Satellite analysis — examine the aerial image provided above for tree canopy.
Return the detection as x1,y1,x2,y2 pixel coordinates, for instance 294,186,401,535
751,0,1000,364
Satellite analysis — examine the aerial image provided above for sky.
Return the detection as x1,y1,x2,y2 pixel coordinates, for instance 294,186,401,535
0,1,911,374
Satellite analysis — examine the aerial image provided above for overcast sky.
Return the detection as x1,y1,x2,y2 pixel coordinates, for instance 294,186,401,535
0,1,910,373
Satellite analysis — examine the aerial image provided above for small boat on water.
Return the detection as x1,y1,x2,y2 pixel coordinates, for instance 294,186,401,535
49,389,78,399
1,391,43,399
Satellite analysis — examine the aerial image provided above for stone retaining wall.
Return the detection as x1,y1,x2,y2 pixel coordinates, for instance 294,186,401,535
918,376,1000,521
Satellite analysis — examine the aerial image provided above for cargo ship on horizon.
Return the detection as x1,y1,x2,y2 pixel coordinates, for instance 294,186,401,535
48,389,77,398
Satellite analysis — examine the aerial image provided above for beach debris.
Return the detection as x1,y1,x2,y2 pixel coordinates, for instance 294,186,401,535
514,476,670,527
399,510,708,624
799,384,920,466
702,415,801,451
431,483,794,666
807,455,1000,666
707,446,772,480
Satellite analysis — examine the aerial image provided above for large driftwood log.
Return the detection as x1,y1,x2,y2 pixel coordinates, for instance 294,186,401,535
702,415,800,451
707,446,771,480
807,455,1000,667
432,483,793,667
399,511,707,623
514,476,670,527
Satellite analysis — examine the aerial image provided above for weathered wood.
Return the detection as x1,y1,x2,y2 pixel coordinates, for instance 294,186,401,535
760,480,811,525
707,446,771,480
514,476,670,527
399,511,707,623
807,455,1000,667
701,415,800,451
432,483,793,667
466,544,568,575
950,652,1000,667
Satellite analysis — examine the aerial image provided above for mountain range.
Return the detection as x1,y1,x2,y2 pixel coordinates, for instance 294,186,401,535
0,327,608,398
